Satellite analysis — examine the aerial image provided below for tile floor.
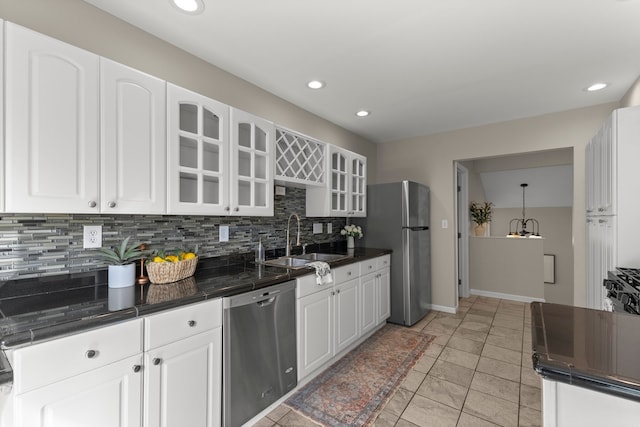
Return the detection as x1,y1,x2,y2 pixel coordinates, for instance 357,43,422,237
255,295,541,427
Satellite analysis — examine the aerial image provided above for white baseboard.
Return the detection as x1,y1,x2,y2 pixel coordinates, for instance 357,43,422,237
427,304,457,314
470,289,545,303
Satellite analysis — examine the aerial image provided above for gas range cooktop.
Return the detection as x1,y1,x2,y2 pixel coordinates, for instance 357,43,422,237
604,268,640,315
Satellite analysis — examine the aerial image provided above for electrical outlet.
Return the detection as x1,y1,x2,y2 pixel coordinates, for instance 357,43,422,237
313,223,323,234
219,225,229,242
326,223,333,234
83,225,102,248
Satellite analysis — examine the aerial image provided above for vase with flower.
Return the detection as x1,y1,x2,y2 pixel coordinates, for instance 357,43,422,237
341,224,363,249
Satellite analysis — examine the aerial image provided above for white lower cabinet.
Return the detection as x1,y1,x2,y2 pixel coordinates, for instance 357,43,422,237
296,255,390,381
144,329,222,427
14,354,143,427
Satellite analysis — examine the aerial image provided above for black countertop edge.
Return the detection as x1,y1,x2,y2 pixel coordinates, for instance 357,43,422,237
0,247,392,349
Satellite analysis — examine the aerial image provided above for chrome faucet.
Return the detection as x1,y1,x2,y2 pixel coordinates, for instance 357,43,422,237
286,213,301,256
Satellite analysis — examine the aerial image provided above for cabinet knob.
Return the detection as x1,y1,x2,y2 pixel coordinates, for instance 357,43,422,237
88,200,97,208
132,365,142,373
225,206,230,211
347,272,352,276
153,358,162,366
368,265,373,269
108,201,116,208
234,207,239,212
599,219,607,224
188,320,197,327
331,291,335,296
85,349,97,359
336,289,341,294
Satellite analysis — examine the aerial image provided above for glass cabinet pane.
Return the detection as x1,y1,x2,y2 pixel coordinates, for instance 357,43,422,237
203,108,220,139
179,172,197,203
255,182,266,207
332,172,339,190
203,176,220,204
255,127,266,152
238,180,251,206
179,103,198,133
332,153,339,171
180,137,198,168
203,143,220,172
238,151,251,177
255,154,266,179
238,123,251,148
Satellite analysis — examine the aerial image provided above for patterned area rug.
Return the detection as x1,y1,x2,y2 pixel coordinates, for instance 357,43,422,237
286,324,435,426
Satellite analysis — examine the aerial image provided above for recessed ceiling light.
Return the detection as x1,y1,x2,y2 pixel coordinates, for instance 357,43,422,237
307,80,325,89
586,82,608,92
171,0,204,14
356,110,370,117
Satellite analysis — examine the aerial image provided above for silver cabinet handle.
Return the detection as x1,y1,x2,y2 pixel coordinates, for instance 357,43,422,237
108,201,116,208
153,358,162,366
234,207,239,212
336,289,341,294
225,206,230,211
368,265,373,269
88,200,97,208
331,291,335,296
188,320,197,327
132,365,142,373
347,272,352,276
85,350,97,359
599,219,607,223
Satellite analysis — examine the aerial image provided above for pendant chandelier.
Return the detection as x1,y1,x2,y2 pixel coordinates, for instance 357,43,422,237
507,183,542,238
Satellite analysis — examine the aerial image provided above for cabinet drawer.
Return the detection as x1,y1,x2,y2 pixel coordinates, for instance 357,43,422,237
333,263,360,284
13,318,143,394
145,299,222,350
296,272,334,299
360,259,377,275
376,255,391,270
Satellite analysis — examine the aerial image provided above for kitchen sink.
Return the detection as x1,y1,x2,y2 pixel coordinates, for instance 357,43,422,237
262,253,350,269
292,253,350,262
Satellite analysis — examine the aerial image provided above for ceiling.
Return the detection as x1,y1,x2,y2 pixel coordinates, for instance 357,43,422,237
82,0,640,143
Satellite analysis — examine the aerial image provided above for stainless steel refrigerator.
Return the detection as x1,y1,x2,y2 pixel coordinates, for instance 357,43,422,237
354,181,431,326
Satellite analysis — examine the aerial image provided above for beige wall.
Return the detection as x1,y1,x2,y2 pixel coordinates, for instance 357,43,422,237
469,237,544,300
376,103,618,310
491,207,574,305
621,75,640,108
0,0,378,182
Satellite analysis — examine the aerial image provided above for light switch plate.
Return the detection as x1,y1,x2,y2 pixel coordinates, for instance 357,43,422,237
275,186,286,196
219,225,229,242
83,225,102,248
326,223,333,234
313,223,323,234
442,219,448,229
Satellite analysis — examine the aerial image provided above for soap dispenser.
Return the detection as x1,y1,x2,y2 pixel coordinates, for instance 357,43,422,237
255,237,265,264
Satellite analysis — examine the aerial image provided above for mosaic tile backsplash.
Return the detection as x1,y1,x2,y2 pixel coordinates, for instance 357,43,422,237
0,188,348,280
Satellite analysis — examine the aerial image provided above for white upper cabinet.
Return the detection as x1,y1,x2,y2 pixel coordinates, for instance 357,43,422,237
0,19,4,213
5,22,100,213
167,83,230,215
306,145,367,217
275,127,326,186
100,58,166,214
230,108,275,216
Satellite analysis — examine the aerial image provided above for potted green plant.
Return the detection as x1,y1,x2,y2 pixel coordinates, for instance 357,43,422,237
469,201,493,236
96,236,147,288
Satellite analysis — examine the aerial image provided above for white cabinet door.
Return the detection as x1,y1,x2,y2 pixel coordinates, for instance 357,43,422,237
167,83,230,215
0,19,4,213
297,288,333,380
101,58,166,214
334,278,360,354
230,108,274,216
144,329,222,427
360,272,377,335
14,354,143,427
328,147,350,216
5,22,100,213
349,154,367,217
377,267,391,323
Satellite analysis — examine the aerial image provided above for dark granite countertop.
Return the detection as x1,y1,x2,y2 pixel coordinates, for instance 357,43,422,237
531,302,640,402
0,245,391,349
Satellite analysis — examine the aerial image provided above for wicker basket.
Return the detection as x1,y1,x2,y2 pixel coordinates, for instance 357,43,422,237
146,256,198,284
146,276,198,304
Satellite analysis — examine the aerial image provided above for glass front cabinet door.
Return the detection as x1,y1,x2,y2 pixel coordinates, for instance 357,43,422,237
167,83,230,215
229,108,275,216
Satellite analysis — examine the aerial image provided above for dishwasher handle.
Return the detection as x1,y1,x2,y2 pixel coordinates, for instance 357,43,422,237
257,297,276,307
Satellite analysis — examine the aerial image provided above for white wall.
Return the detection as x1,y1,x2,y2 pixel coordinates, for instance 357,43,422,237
376,103,618,310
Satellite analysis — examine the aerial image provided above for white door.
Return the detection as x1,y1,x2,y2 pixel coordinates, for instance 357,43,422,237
101,58,166,214
229,108,274,216
297,289,333,380
377,268,391,323
167,83,229,215
334,278,360,354
360,272,377,335
14,354,143,427
144,329,222,427
5,22,100,213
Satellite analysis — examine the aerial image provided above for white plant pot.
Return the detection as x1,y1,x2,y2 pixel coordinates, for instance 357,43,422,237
108,264,136,288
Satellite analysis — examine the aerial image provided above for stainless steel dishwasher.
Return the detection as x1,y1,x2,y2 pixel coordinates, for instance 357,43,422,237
222,280,297,427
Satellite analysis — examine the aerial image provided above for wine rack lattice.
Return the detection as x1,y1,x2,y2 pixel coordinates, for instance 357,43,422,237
275,128,325,185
